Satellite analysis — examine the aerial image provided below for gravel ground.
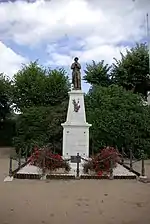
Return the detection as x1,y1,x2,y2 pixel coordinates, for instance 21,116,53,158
0,147,150,224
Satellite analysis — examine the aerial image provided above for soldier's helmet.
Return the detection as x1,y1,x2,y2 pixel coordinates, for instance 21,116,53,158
74,57,79,62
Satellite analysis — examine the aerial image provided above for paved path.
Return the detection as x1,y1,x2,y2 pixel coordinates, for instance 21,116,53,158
0,147,150,224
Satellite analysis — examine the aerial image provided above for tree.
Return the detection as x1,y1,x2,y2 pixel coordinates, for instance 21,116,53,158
13,102,68,154
0,117,16,146
0,74,16,146
83,60,112,87
12,61,70,112
112,43,149,98
85,85,150,156
12,61,70,153
0,73,11,121
84,43,149,99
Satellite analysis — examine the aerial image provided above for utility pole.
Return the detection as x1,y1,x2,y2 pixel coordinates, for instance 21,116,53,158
146,13,150,76
132,1,150,103
146,13,150,105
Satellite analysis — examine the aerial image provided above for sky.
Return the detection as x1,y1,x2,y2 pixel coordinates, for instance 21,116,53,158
0,0,150,92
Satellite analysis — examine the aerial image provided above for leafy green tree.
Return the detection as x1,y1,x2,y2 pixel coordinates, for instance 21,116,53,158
12,61,70,153
85,85,150,155
83,60,112,87
13,102,68,154
112,43,149,98
0,73,11,121
84,43,149,99
12,61,70,112
0,74,16,146
0,117,16,146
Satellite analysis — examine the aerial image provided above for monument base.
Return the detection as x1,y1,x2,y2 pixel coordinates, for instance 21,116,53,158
10,162,137,179
61,89,91,159
61,122,91,158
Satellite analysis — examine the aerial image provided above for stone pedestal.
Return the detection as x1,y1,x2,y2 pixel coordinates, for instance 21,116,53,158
147,91,150,105
61,90,91,158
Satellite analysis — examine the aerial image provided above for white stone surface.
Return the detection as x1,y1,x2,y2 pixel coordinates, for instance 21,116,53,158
139,175,148,179
62,125,91,157
147,91,150,105
68,161,85,175
113,164,136,176
15,163,137,177
65,90,87,124
61,90,91,158
16,162,83,176
80,164,136,177
40,175,47,180
17,164,42,174
4,176,13,182
17,163,75,176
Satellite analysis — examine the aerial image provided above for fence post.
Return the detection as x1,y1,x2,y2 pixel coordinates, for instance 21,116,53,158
25,146,28,162
18,148,21,169
121,147,124,164
92,140,94,157
141,150,145,176
42,153,46,179
9,156,13,176
76,153,80,179
129,148,133,171
109,157,114,180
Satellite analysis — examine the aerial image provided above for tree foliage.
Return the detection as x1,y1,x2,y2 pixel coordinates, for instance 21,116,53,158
86,85,150,155
112,43,149,97
12,61,70,112
14,102,68,154
0,74,16,146
84,43,149,98
0,118,16,146
12,61,69,153
1,43,150,158
0,73,11,121
84,60,112,87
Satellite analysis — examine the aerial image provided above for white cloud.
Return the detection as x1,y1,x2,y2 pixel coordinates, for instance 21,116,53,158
46,36,130,66
0,41,27,78
77,45,130,65
0,0,148,45
0,0,150,80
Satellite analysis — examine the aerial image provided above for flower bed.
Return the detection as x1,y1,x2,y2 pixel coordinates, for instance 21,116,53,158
29,147,70,173
83,147,121,176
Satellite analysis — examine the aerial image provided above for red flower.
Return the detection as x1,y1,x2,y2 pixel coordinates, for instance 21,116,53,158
28,147,70,171
83,146,121,174
97,171,103,176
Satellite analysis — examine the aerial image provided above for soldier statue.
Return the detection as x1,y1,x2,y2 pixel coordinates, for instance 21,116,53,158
71,57,81,90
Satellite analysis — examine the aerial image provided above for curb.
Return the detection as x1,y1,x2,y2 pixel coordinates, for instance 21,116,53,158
80,175,137,180
14,173,76,180
14,174,137,180
46,174,76,180
14,173,42,179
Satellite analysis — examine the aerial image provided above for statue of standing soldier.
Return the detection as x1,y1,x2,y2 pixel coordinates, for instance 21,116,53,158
71,57,81,90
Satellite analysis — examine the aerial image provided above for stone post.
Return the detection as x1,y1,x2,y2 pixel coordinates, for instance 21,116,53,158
141,150,145,176
18,148,21,169
109,157,114,180
76,153,80,179
121,147,124,164
129,148,133,171
25,146,28,162
9,156,13,176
